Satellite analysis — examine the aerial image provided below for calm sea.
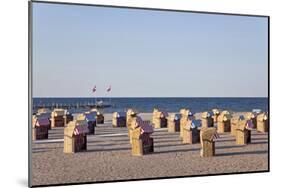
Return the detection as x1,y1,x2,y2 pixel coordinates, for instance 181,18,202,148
33,97,268,114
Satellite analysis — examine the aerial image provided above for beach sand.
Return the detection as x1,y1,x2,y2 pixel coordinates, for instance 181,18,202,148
32,112,268,186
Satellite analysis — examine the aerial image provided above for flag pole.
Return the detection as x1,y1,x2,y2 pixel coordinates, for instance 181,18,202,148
92,85,97,108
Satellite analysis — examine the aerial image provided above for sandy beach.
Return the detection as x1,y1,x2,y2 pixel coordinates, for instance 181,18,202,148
32,112,268,186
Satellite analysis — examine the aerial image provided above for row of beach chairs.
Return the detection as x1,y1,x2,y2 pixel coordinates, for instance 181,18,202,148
124,108,268,157
32,107,268,157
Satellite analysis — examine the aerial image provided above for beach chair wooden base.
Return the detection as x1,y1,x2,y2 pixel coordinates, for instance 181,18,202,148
132,136,154,156
200,141,215,157
87,121,96,135
217,121,231,133
236,130,251,145
64,134,87,153
182,128,200,144
32,127,48,140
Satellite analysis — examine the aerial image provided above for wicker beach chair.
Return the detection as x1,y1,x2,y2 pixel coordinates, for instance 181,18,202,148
217,111,231,133
236,119,253,145
64,120,89,153
182,119,200,144
112,112,126,127
51,108,66,128
256,112,268,133
32,116,50,140
179,109,194,138
200,127,218,157
201,111,214,128
167,113,181,132
131,117,154,156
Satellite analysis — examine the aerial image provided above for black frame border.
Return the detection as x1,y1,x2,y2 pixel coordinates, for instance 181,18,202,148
28,0,270,187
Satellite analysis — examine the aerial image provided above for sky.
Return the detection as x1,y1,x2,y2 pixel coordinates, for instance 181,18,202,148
32,2,268,98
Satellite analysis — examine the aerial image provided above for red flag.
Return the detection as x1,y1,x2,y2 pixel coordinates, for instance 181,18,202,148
92,85,96,93
106,85,111,92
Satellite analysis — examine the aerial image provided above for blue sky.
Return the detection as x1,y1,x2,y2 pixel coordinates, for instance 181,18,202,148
32,2,268,97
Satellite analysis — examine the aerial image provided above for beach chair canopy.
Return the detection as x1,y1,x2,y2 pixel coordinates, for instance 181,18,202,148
154,111,161,118
180,109,192,117
221,110,230,116
72,113,80,120
37,108,49,115
201,111,211,119
65,120,89,137
168,113,181,121
245,112,256,120
85,113,96,122
212,108,220,115
113,111,126,118
161,111,168,118
191,119,201,128
90,108,102,115
237,119,253,130
87,111,97,117
52,108,66,117
136,118,153,134
246,120,254,129
153,108,159,113
127,109,137,116
37,112,51,119
35,118,50,127
200,127,218,142
231,115,245,123
217,112,231,122
185,119,200,130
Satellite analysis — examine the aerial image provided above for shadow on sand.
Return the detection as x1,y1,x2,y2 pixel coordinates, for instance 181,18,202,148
216,150,268,156
153,147,200,154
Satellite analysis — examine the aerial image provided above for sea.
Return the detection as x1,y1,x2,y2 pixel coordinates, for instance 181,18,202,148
33,97,268,114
